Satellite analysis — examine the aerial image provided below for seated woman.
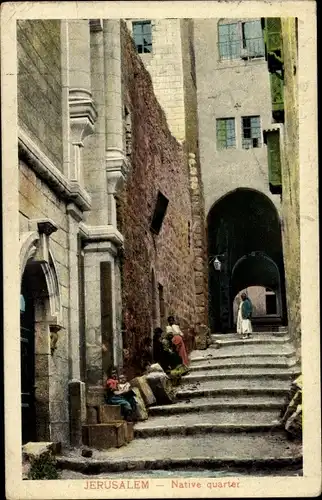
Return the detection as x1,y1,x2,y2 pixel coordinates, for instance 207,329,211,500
161,329,182,371
105,369,136,421
167,316,189,368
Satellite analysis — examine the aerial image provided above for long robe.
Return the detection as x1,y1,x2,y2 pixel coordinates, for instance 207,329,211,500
237,300,253,335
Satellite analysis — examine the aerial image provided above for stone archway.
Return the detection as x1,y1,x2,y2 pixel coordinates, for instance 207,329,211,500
207,188,287,332
20,220,62,442
231,252,283,325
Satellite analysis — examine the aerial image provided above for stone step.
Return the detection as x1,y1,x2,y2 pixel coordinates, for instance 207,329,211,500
189,356,297,371
190,343,296,361
149,395,286,416
57,432,302,474
210,335,292,348
134,410,282,438
181,367,300,383
175,378,291,400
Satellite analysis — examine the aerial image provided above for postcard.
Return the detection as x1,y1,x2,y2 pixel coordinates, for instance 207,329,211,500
1,1,320,498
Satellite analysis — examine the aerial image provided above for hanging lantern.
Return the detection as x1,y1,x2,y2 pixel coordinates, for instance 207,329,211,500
213,257,222,271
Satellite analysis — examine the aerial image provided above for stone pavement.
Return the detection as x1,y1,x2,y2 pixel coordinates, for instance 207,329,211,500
57,332,302,476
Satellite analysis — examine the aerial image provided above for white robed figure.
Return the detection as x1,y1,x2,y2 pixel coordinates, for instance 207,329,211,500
237,292,253,339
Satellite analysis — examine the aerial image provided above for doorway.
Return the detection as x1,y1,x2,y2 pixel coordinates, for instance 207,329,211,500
20,275,36,444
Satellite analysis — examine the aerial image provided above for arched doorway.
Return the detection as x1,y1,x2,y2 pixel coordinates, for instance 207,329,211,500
20,227,62,443
207,188,287,332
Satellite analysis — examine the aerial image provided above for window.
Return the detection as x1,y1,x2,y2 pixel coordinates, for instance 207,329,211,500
132,21,152,53
216,118,236,149
241,116,261,149
218,20,265,60
241,20,265,58
218,23,240,59
150,191,169,234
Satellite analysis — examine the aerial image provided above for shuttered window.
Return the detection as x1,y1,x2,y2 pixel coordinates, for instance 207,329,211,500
270,72,284,122
262,17,284,72
264,129,282,194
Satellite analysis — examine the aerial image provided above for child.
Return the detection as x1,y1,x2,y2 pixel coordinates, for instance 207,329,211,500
114,373,137,421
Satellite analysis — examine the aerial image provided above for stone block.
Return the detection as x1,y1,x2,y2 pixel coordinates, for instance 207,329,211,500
145,372,174,405
126,422,134,442
132,387,148,421
86,386,105,407
87,406,98,424
22,442,55,460
69,379,86,447
146,363,164,373
82,423,127,449
98,404,122,423
130,376,156,407
81,448,93,458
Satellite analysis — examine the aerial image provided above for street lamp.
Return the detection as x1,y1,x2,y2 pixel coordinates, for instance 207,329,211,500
209,253,226,272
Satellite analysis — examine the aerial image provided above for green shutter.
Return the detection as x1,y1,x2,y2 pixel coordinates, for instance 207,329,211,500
270,72,284,122
262,17,284,72
265,130,282,194
266,18,282,52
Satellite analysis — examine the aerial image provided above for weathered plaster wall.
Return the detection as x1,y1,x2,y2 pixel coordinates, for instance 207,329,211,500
120,24,197,378
280,18,301,355
194,18,281,215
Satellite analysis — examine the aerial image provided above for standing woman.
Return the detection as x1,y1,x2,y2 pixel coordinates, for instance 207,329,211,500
167,316,189,368
237,292,253,339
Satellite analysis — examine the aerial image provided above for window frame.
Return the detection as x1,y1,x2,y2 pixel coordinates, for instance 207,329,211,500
216,117,236,150
241,115,262,149
132,20,152,54
218,19,265,61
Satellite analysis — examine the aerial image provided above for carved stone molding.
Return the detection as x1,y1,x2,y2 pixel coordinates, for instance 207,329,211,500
18,128,92,211
79,223,124,248
106,149,129,194
69,88,98,147
27,218,58,263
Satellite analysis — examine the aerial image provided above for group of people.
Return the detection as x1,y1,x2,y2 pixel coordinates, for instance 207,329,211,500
152,316,189,373
104,316,189,418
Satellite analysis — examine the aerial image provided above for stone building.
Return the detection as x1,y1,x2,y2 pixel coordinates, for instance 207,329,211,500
261,18,300,357
193,18,286,332
18,19,204,446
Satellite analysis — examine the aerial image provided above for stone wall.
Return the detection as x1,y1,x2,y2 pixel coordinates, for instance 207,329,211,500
181,19,208,327
19,159,70,443
120,23,197,378
280,19,301,356
126,18,186,141
17,20,63,170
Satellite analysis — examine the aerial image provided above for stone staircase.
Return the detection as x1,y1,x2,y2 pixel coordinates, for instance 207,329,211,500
58,331,302,476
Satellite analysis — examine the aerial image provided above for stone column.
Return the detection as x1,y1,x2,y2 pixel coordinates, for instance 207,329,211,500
66,203,83,380
68,20,97,187
103,20,127,227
